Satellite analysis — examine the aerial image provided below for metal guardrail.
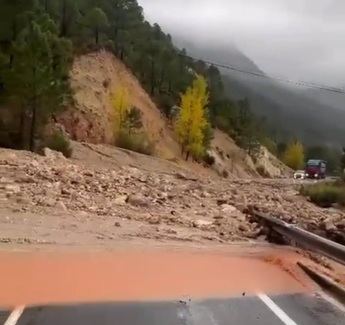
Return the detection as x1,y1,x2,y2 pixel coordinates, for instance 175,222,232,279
253,210,345,266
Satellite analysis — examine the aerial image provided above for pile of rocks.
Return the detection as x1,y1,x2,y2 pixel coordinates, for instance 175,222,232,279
1,147,344,244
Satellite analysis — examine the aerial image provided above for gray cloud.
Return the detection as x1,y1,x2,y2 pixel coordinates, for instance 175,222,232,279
138,0,345,86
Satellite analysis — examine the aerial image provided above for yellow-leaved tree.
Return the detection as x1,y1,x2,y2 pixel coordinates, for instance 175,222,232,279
111,85,131,135
175,75,210,160
283,140,305,170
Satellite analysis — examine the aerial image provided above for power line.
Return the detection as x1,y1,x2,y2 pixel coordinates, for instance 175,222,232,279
181,54,345,95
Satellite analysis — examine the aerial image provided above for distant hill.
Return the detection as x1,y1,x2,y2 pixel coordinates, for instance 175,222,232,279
302,88,345,111
175,38,345,148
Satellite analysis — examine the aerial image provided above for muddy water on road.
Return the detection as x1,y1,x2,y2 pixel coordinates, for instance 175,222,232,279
0,247,314,308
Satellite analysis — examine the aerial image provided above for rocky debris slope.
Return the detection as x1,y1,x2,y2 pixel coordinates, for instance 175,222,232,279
210,129,291,179
0,147,344,247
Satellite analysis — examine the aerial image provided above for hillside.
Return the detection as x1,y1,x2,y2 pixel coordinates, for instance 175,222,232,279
175,39,345,147
58,50,180,160
0,0,290,179
56,50,288,179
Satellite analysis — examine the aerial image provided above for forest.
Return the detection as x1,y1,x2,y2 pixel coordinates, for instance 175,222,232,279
0,0,265,154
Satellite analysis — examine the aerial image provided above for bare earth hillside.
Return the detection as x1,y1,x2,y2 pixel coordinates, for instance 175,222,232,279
58,50,180,159
211,130,291,178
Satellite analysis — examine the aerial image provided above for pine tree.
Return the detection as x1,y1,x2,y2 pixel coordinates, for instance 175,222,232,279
175,75,210,160
0,0,36,66
57,0,80,38
7,11,72,151
84,7,109,44
283,140,305,170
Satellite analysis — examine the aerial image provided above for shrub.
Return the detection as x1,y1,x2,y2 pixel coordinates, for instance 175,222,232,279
44,131,73,158
156,94,175,117
125,107,143,130
203,152,216,166
300,183,345,208
115,130,155,156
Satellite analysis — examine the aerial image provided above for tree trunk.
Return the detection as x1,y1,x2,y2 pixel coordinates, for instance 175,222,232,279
9,19,17,68
19,107,27,149
95,28,99,45
60,0,67,37
114,27,119,55
150,59,155,96
185,151,190,161
158,69,165,92
44,0,49,12
29,104,37,152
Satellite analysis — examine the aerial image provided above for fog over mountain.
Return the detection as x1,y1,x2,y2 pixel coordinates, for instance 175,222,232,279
138,0,345,146
139,0,345,88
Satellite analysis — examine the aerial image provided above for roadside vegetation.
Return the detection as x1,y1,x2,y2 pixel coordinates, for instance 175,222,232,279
111,85,155,156
300,182,345,208
44,130,73,158
282,140,305,170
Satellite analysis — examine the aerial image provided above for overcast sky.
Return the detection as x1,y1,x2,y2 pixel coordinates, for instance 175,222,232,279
138,0,345,87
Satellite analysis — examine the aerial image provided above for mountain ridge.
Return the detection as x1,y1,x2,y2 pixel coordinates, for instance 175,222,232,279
173,37,345,147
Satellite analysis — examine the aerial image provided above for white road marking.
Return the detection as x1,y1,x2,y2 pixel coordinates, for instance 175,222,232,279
258,293,298,325
317,292,345,313
4,306,25,325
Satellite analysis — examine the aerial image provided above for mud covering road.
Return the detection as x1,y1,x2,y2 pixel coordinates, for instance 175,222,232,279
0,248,344,324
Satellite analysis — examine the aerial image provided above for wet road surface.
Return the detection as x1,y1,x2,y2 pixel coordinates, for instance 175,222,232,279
0,248,344,324
2,293,344,325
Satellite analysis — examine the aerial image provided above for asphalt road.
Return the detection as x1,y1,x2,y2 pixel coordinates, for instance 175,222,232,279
2,293,344,325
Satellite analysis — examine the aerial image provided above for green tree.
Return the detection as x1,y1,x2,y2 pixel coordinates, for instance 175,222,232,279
84,7,109,44
37,0,79,37
341,148,345,179
235,98,260,157
7,11,72,151
57,0,80,38
125,107,143,132
283,140,305,170
0,0,36,66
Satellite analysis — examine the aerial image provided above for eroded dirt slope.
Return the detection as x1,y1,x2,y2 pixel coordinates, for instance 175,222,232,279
211,130,291,178
58,50,179,159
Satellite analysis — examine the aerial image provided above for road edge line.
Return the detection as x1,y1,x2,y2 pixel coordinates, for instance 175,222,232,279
258,293,298,325
297,262,345,305
4,306,25,325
